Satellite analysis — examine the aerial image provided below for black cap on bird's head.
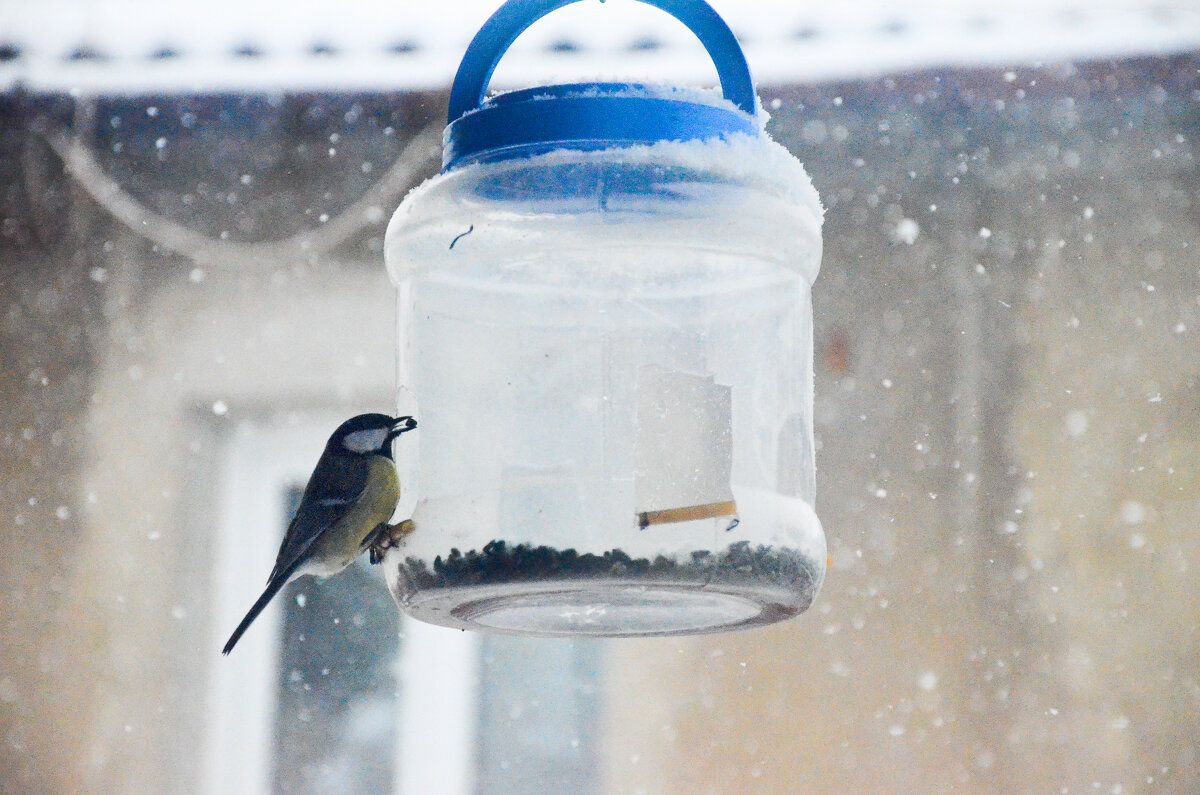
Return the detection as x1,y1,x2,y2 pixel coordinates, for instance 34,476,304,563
334,413,417,458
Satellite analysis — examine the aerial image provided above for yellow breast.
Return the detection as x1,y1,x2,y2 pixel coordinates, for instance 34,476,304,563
312,455,402,573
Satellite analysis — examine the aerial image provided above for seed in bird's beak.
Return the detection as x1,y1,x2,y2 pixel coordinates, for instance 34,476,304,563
393,416,417,435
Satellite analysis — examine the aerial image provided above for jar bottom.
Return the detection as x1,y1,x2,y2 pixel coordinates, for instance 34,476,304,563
398,580,805,637
385,537,823,637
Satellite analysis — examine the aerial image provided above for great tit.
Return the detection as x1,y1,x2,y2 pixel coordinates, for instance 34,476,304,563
222,413,417,655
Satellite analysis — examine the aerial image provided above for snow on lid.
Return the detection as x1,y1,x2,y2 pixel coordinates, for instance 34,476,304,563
441,131,824,222
1,0,1197,95
623,133,824,219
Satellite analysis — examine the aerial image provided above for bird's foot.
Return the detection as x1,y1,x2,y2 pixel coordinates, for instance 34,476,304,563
369,519,416,564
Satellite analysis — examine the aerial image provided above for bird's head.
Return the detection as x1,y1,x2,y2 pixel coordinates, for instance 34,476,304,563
334,413,417,459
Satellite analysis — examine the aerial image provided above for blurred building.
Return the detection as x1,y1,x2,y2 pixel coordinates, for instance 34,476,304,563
1,1,1198,792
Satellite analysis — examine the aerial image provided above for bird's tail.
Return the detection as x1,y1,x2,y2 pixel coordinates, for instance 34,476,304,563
222,574,291,655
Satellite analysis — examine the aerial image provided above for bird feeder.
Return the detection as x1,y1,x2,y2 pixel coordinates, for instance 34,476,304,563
383,0,825,636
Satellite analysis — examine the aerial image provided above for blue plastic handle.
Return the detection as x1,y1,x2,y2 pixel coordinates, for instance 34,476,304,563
447,0,756,124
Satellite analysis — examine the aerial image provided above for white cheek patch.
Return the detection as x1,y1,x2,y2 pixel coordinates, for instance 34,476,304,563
344,427,389,454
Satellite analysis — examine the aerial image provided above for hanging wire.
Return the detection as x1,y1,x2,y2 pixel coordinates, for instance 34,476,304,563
35,115,442,266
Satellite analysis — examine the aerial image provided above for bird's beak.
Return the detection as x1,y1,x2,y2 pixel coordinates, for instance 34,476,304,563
390,416,418,438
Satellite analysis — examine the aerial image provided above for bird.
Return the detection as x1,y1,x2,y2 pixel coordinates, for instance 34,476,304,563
222,413,417,655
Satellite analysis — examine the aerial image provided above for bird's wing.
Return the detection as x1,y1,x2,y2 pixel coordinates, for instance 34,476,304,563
267,449,370,585
224,451,377,655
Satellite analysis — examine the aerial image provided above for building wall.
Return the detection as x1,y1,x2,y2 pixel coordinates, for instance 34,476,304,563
0,56,1197,793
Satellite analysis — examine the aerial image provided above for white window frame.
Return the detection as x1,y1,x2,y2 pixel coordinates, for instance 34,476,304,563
202,413,480,795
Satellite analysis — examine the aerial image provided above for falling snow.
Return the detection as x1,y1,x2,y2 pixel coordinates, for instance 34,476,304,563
893,218,920,245
0,12,1196,795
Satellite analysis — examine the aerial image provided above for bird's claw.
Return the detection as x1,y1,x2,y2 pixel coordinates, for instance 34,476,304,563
369,519,416,564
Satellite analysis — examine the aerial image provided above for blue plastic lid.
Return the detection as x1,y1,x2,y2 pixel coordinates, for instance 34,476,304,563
443,0,760,171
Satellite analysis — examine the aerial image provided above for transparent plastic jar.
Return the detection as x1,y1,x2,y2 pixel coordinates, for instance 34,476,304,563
383,0,825,637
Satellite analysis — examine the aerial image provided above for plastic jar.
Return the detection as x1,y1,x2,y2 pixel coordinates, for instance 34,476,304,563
384,0,825,637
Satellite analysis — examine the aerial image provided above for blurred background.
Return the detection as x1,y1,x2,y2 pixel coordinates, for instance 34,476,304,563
1,0,1198,792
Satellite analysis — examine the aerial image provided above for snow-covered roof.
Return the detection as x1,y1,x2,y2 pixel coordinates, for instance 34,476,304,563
2,0,1198,95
